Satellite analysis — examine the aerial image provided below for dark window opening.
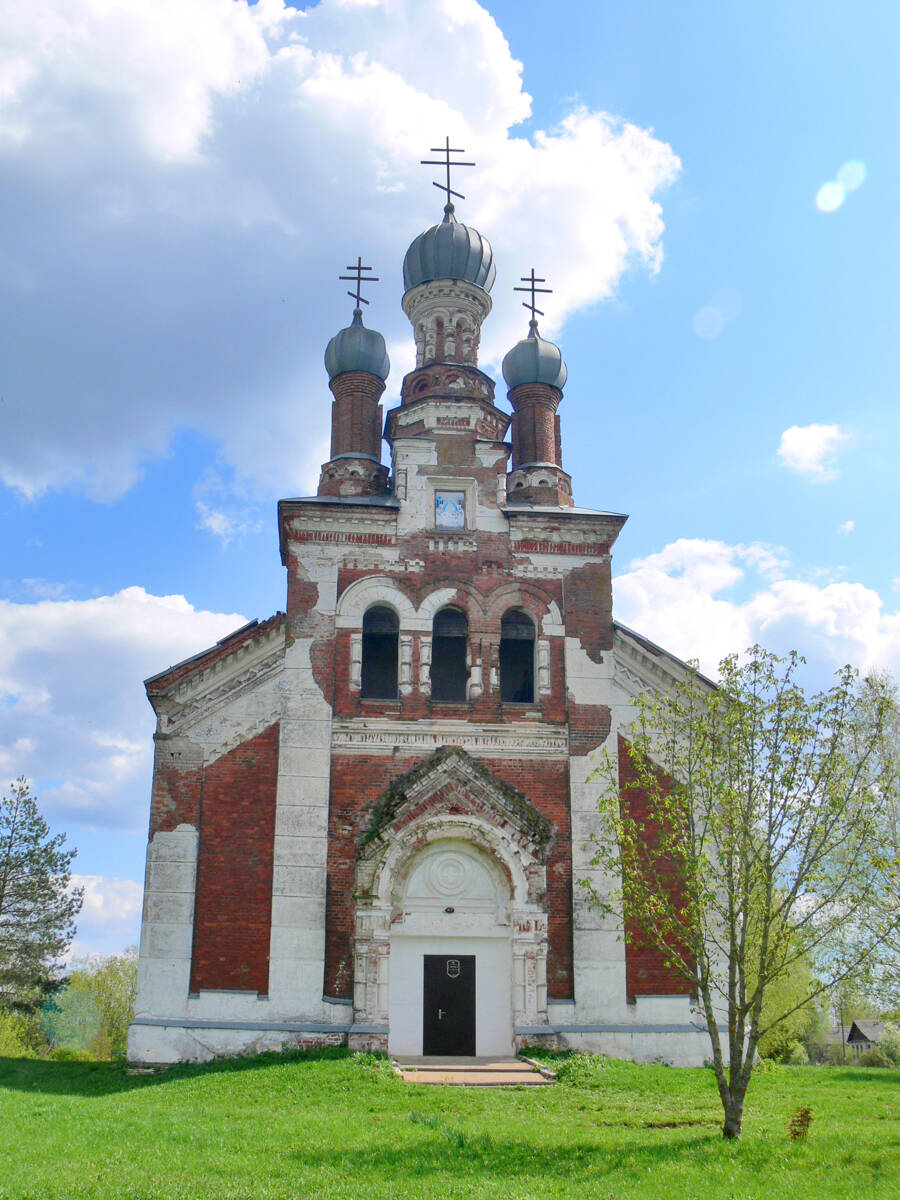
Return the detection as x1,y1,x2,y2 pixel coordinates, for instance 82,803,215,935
431,607,468,703
500,609,535,703
361,605,398,699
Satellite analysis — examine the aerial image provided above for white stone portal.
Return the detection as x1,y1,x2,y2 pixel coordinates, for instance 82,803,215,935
388,840,513,1056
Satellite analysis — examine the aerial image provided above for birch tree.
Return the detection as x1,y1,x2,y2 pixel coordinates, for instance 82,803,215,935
586,647,899,1139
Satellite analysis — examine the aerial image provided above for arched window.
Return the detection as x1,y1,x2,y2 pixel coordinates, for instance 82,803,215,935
361,605,399,700
500,609,535,703
431,607,468,702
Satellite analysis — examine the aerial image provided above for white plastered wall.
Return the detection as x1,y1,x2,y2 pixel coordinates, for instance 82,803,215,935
563,633,705,1062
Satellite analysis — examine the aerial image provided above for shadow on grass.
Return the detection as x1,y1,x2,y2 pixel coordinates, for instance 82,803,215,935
0,1046,351,1098
832,1069,900,1086
290,1130,722,1183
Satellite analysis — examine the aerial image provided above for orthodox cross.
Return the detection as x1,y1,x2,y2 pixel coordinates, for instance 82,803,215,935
421,136,475,208
514,269,552,321
339,256,379,308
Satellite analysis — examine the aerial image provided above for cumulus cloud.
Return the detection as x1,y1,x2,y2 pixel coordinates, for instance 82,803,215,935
614,537,900,682
68,874,143,958
777,423,850,482
838,519,855,535
0,587,246,829
0,0,679,501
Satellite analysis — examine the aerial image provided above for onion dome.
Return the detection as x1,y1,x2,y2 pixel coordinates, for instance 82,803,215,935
324,308,390,381
403,203,496,293
502,320,567,390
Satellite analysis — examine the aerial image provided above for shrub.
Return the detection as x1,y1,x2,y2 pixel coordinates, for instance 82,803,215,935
856,1047,892,1068
554,1053,609,1086
788,1106,812,1141
0,1008,36,1058
879,1023,900,1067
784,1040,809,1066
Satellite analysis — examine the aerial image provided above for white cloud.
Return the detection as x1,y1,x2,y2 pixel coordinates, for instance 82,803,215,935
776,423,850,482
68,875,143,959
614,537,900,682
193,469,264,546
0,0,679,501
0,587,245,829
838,519,855,535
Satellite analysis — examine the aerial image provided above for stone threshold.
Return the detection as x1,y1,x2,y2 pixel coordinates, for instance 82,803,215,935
393,1055,554,1087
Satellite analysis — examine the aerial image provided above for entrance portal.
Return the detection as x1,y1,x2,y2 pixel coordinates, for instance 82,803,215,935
423,955,476,1055
352,749,551,1056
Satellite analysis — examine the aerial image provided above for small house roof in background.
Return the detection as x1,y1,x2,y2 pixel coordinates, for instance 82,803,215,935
848,1020,885,1043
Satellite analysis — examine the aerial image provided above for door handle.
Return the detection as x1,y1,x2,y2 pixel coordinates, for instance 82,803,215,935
437,1009,446,1020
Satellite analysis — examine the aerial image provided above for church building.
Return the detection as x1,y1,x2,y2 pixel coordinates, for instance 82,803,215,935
128,160,708,1066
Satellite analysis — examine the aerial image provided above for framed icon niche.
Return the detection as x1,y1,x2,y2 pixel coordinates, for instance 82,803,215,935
434,489,466,530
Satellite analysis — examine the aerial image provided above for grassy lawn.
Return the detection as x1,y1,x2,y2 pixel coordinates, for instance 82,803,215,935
1,1049,898,1199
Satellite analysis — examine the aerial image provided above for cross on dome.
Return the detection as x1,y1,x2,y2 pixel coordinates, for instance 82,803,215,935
339,257,379,309
420,136,475,213
514,269,553,324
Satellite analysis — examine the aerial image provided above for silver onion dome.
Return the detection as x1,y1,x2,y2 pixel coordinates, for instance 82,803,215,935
502,320,567,390
324,309,390,381
403,203,496,293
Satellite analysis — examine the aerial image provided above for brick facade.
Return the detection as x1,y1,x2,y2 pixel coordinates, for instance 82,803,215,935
189,723,280,995
618,735,693,1000
130,195,709,1067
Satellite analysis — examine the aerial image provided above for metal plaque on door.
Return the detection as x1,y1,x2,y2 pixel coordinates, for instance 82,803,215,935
446,959,460,978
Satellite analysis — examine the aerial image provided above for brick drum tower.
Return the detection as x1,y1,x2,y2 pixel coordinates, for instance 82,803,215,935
128,173,707,1066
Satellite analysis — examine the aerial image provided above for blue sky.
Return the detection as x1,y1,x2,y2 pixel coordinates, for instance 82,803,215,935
1,0,898,956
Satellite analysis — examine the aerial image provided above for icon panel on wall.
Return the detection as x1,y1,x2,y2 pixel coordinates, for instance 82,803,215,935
435,491,466,529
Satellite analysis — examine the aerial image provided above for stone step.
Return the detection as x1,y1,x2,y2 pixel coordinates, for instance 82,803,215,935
394,1055,555,1087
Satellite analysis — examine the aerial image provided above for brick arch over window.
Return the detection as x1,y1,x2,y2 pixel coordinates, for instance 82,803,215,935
335,575,417,629
415,582,489,626
483,583,563,634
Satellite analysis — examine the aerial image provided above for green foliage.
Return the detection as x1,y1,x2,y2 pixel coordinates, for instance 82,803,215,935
757,955,826,1060
349,1050,395,1078
552,1051,609,1086
40,987,103,1053
585,646,900,1140
784,1040,809,1066
856,1046,892,1068
0,1007,35,1058
0,778,83,1011
64,948,138,1057
879,1022,900,1065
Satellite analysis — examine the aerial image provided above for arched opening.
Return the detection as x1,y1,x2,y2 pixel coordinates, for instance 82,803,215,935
431,607,468,702
387,838,513,1057
361,605,399,699
500,609,535,703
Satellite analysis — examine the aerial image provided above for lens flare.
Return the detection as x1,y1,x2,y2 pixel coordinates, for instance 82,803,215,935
692,306,725,339
836,160,866,192
816,182,845,213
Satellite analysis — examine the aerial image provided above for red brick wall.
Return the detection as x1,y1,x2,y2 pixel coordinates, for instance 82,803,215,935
189,723,280,995
617,736,692,1000
324,752,574,1001
564,561,614,662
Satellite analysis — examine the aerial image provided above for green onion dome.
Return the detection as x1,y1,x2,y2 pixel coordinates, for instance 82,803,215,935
403,203,496,293
324,309,390,381
501,320,567,390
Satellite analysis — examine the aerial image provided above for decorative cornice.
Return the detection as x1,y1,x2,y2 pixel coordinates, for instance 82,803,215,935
613,626,701,700
155,627,285,738
331,718,568,758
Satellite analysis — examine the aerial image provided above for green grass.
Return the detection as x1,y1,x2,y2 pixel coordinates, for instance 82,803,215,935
2,1049,899,1199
